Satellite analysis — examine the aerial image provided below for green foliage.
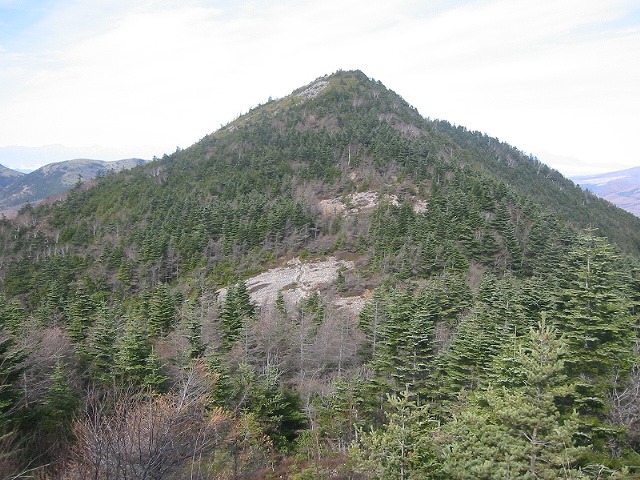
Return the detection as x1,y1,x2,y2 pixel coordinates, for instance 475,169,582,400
115,313,167,390
220,281,255,349
185,316,206,360
0,296,25,334
439,321,586,479
351,391,439,479
553,233,636,425
146,283,177,336
39,359,79,437
0,332,25,425
87,304,119,384
227,364,307,452
1,69,640,477
311,377,369,454
0,331,26,476
369,288,437,394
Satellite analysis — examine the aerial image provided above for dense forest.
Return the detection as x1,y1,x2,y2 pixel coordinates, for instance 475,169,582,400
1,70,640,479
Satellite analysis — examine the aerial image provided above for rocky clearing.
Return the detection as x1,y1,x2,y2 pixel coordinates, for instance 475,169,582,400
219,256,367,315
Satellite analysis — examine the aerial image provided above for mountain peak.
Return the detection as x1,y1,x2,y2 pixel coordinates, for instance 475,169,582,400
0,163,25,189
215,69,422,148
0,163,24,178
3,70,640,476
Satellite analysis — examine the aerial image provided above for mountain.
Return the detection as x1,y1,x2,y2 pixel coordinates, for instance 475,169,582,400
0,144,150,172
0,158,147,212
0,163,24,188
1,70,640,478
572,166,640,217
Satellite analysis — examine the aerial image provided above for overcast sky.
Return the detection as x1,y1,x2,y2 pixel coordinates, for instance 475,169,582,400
0,0,638,175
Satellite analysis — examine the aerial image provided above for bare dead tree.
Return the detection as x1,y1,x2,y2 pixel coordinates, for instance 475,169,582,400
64,364,232,480
608,363,640,446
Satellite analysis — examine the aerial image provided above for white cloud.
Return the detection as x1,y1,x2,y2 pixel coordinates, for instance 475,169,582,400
0,0,638,174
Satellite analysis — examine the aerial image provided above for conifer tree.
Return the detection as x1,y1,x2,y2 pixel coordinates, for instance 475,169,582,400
0,297,25,335
313,377,368,454
220,281,255,350
185,316,205,360
433,310,499,398
148,283,176,336
275,290,287,316
554,232,635,423
141,350,168,391
0,332,25,433
351,391,439,479
66,285,95,344
88,304,118,385
41,359,78,434
358,289,386,360
228,364,306,452
0,333,24,476
440,320,585,479
115,313,166,390
365,288,437,395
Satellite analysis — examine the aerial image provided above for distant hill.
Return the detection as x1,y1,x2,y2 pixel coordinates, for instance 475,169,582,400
0,163,24,188
0,158,147,212
572,166,640,216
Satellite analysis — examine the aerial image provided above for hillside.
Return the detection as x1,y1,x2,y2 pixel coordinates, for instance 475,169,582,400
0,158,147,212
0,163,24,188
1,70,640,478
573,166,640,217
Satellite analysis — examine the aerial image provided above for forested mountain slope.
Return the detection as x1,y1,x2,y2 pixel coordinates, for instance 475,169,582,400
1,70,640,479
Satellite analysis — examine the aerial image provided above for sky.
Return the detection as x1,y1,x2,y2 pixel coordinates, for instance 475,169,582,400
0,0,638,175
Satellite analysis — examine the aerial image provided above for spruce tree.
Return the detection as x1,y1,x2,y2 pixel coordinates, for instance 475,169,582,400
433,310,499,398
40,359,78,435
220,281,255,350
0,298,26,335
65,285,95,345
115,313,166,390
0,332,25,431
148,283,176,336
440,320,585,479
88,304,118,385
366,288,437,395
185,316,206,360
0,333,25,476
554,233,635,425
351,391,439,479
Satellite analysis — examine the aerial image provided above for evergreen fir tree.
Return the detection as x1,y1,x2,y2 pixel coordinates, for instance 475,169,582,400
0,298,26,335
185,316,206,360
41,359,78,433
88,304,118,385
115,313,166,390
361,287,438,397
351,391,439,480
554,233,635,424
148,283,176,336
440,320,585,479
220,281,255,350
433,309,499,398
0,332,25,429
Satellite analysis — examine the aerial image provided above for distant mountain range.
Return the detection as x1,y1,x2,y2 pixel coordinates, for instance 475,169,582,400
572,166,640,217
0,158,147,215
